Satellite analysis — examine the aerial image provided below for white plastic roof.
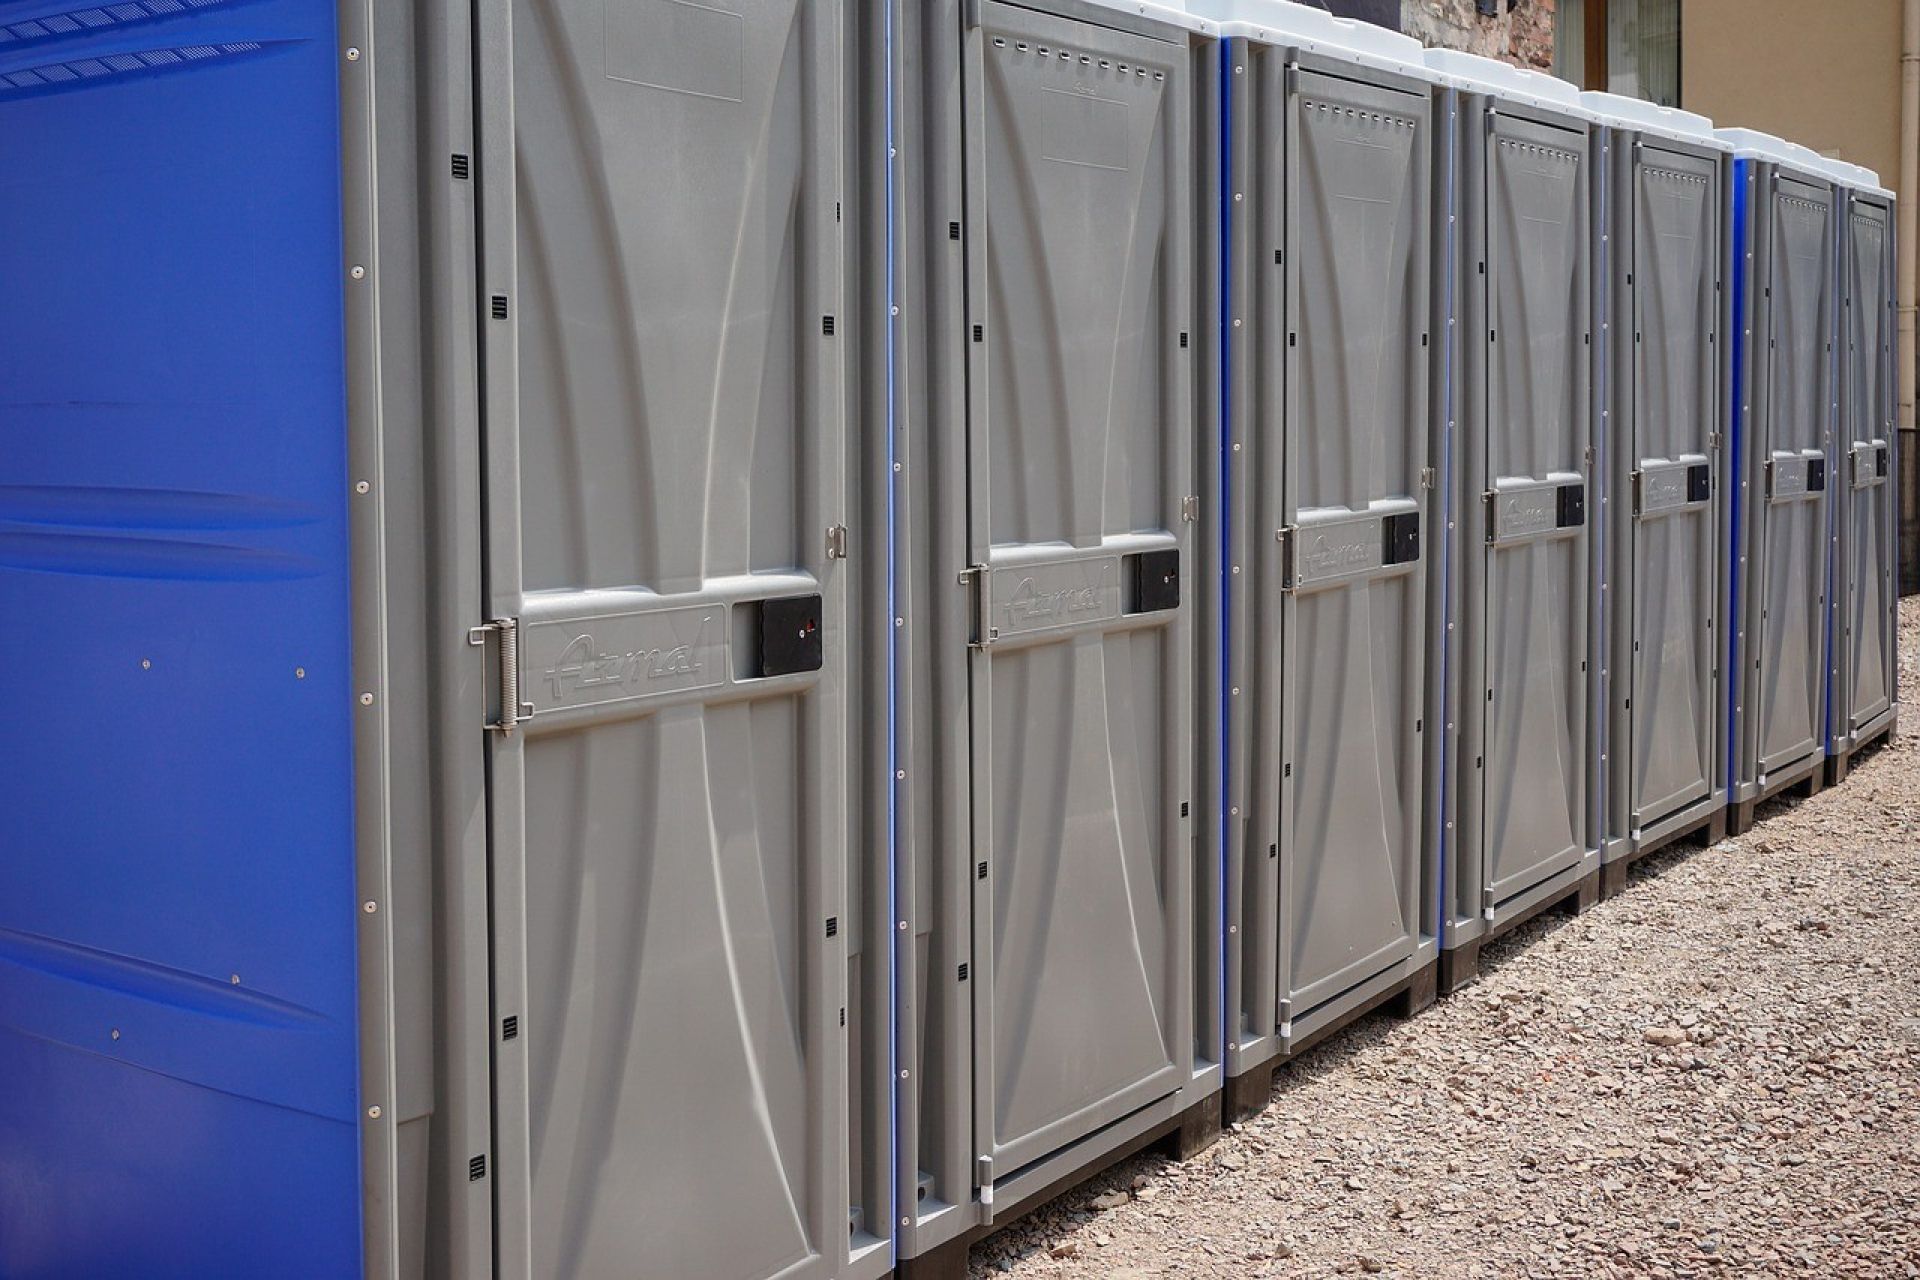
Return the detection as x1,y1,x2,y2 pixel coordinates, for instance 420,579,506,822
1421,48,1595,120
1578,90,1728,151
1814,156,1894,199
1180,0,1435,79
1713,127,1835,185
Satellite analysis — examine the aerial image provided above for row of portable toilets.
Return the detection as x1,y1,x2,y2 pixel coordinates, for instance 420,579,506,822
0,0,1900,1278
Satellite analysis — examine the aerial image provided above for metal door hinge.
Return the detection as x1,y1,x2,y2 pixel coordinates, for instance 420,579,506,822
960,564,997,649
1420,466,1436,491
1710,431,1723,451
1276,525,1298,591
1584,445,1596,471
1182,494,1200,523
964,0,983,28
825,524,849,561
977,1155,995,1215
468,618,533,734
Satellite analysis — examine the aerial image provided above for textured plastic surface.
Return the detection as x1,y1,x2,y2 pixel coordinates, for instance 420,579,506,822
965,0,1193,1176
1837,196,1898,739
1222,38,1435,1071
1600,129,1725,845
470,1,856,1276
0,0,362,1275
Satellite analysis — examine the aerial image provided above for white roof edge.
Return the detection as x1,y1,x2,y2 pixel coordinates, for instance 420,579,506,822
1421,48,1594,120
1578,90,1729,151
1814,156,1895,199
1713,127,1835,183
1082,0,1219,36
1180,0,1434,78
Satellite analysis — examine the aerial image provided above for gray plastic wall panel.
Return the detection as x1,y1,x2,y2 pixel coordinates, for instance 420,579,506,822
1429,84,1463,960
1448,95,1599,942
846,3,895,1272
1600,132,1727,857
470,3,860,1277
1836,194,1899,745
894,0,1213,1258
360,1,495,1275
1733,169,1835,799
1223,42,1436,1077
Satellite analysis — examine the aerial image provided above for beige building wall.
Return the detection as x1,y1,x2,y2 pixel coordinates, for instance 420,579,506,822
1682,0,1901,180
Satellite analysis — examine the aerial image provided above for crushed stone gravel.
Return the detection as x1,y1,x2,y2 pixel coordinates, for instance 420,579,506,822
971,597,1920,1279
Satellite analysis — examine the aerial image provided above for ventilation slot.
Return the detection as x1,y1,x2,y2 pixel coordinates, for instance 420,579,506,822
469,1155,487,1182
491,295,508,320
822,315,836,336
501,1015,518,1041
825,916,839,938
451,153,470,180
957,963,970,982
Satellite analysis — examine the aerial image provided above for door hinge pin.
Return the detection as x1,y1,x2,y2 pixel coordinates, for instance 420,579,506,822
826,524,849,561
1182,494,1200,523
1420,466,1436,491
1276,526,1298,592
469,618,531,734
978,1155,995,1218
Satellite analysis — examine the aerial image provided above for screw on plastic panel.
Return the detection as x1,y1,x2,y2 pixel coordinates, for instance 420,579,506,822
360,692,375,706
110,1029,120,1041
230,974,241,985
350,265,365,281
364,900,379,914
345,47,360,61
296,667,306,679
367,1105,382,1119
355,480,371,494
141,659,151,670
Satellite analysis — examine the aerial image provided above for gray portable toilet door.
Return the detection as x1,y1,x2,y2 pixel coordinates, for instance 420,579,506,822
1842,198,1895,734
1626,145,1720,829
1755,177,1833,776
960,1,1193,1183
1479,111,1592,906
1275,66,1431,1023
471,3,850,1279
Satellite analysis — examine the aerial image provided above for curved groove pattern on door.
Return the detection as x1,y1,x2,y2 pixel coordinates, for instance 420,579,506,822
1843,202,1894,733
485,3,847,1278
1482,115,1589,905
1280,70,1428,1022
1756,182,1830,776
1630,152,1717,827
967,1,1190,1178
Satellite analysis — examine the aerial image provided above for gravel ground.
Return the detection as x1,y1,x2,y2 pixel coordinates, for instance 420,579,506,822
974,597,1920,1279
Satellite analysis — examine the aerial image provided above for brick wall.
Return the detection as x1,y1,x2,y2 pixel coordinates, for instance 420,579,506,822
1400,0,1556,70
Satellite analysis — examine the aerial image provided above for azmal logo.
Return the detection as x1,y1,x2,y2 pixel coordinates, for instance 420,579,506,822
1300,533,1376,578
545,617,712,700
1004,566,1110,629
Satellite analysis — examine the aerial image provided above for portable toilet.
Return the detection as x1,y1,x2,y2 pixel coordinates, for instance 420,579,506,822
1816,157,1901,784
1195,0,1445,1122
1717,127,1840,834
1424,50,1603,993
1581,92,1735,895
885,3,1226,1274
0,3,897,1278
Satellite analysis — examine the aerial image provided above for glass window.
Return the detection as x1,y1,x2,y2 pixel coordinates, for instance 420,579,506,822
1608,0,1681,105
1555,0,1586,84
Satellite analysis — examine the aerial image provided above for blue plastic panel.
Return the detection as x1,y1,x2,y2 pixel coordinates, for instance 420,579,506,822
0,2,361,1276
